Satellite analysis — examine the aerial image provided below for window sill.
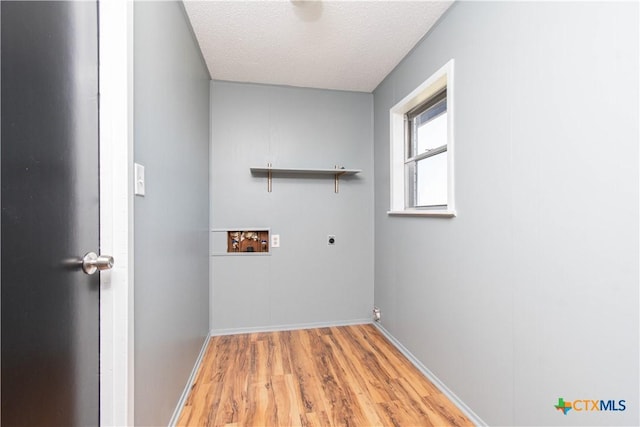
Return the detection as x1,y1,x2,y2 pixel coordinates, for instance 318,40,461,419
387,209,456,218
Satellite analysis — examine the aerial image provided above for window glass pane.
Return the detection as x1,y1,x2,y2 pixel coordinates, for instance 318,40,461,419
416,111,447,153
416,151,447,207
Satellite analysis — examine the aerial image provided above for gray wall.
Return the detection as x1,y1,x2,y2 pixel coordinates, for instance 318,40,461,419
133,2,210,425
373,2,639,426
210,81,373,332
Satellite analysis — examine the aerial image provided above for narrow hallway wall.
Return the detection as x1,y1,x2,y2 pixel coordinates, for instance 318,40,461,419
133,2,210,425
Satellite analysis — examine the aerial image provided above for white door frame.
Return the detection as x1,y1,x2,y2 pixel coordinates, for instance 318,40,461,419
98,1,135,425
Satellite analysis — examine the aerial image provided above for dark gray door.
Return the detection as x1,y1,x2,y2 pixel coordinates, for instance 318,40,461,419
1,1,100,425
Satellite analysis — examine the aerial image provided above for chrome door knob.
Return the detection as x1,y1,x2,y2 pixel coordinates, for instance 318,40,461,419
82,252,114,275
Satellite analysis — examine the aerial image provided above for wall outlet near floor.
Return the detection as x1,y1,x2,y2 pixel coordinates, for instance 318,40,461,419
271,234,280,248
328,235,336,245
373,307,381,321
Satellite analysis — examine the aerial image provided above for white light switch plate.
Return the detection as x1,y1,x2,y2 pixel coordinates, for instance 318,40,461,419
271,234,280,248
134,163,145,196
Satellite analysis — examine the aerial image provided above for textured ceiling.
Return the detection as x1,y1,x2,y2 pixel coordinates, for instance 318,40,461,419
183,1,453,93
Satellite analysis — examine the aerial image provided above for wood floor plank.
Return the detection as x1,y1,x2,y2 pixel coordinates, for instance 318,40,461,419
286,329,331,418
202,339,227,425
176,325,473,427
305,328,370,427
422,394,474,427
322,331,387,425
216,334,251,426
329,327,399,404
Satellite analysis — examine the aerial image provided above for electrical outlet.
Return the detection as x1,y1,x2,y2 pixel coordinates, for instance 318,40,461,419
271,234,280,248
328,235,336,245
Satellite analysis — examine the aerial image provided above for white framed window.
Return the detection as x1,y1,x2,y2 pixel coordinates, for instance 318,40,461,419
389,59,455,217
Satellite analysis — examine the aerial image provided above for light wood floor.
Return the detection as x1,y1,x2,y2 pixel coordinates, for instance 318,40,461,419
177,324,472,427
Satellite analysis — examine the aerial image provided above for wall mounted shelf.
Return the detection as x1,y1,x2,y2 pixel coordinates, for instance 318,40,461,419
250,164,361,193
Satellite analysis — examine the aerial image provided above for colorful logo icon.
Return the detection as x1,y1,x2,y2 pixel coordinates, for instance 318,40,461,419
554,397,626,414
555,398,572,415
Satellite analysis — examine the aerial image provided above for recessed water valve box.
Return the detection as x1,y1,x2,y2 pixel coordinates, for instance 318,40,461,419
227,230,270,253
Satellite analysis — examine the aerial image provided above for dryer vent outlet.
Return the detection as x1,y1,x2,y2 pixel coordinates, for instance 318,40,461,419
373,307,381,322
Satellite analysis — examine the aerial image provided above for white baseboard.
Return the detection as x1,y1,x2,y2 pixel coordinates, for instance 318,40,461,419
373,322,487,427
168,333,212,427
210,318,371,336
